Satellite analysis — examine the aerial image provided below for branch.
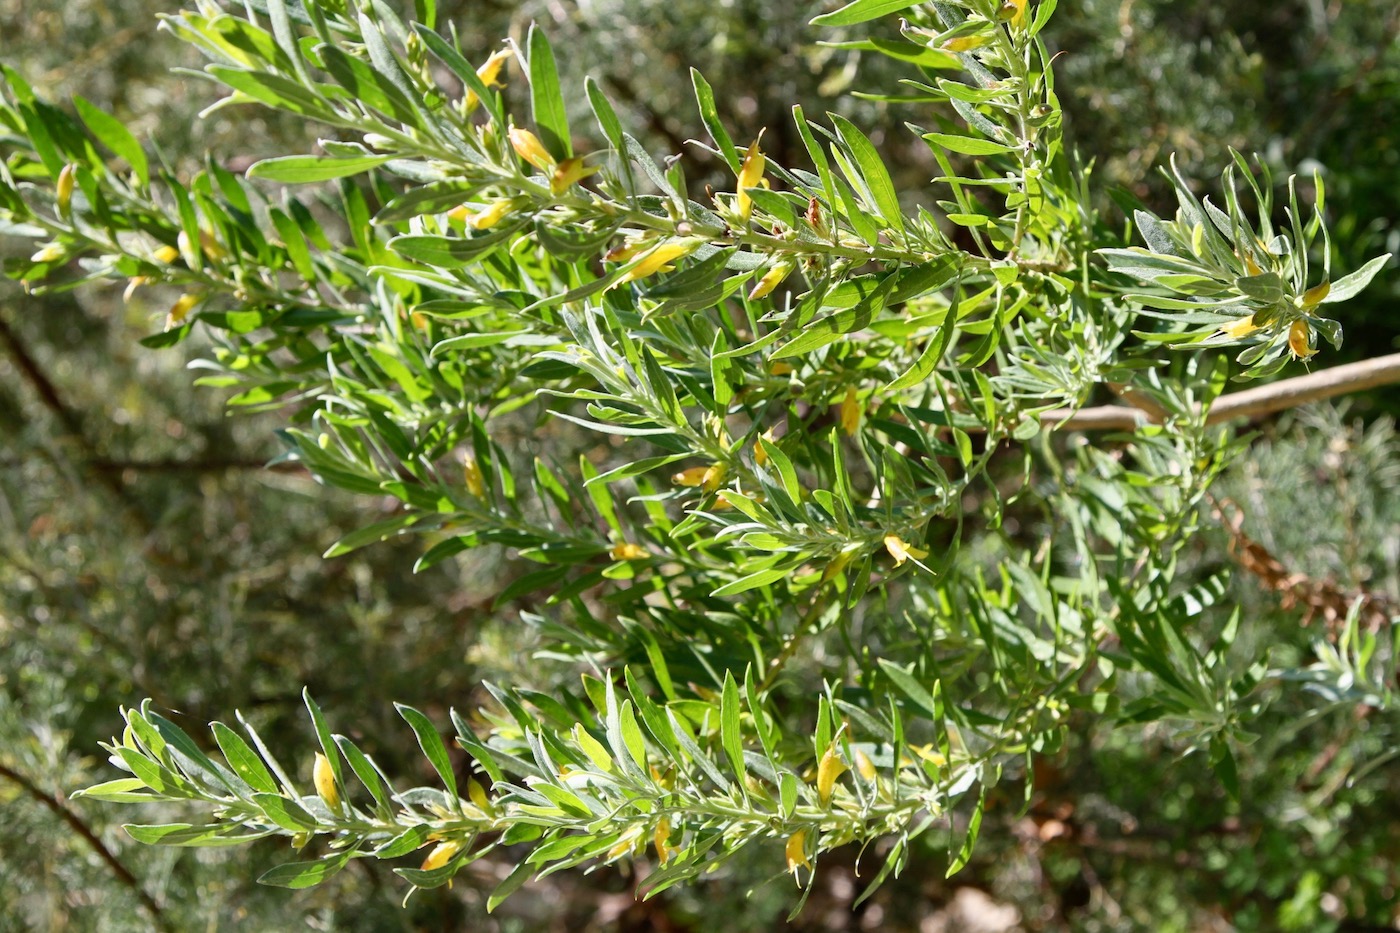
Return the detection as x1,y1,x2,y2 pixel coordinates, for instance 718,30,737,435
1042,353,1400,431
0,760,169,931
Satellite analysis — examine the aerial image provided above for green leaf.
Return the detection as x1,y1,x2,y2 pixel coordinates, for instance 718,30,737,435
720,672,745,785
251,792,318,831
1322,254,1391,303
487,860,534,912
878,659,942,719
710,565,792,596
810,0,921,27
72,95,149,187
247,154,395,183
72,778,154,803
527,25,571,160
885,278,961,391
830,113,904,233
211,722,278,794
396,704,459,803
690,69,741,173
922,133,1014,156
257,852,353,889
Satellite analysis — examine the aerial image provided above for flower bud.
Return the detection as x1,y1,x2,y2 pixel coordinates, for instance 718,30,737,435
942,34,991,52
153,245,181,264
748,261,793,301
463,455,486,497
855,749,877,782
30,244,65,264
313,751,341,811
166,293,200,329
1300,280,1330,308
616,239,702,285
1220,315,1259,339
467,778,493,813
509,126,555,172
736,136,766,222
838,387,862,436
754,429,776,468
420,839,463,871
653,818,672,864
550,157,600,195
610,541,648,561
56,164,75,216
815,745,848,805
701,462,728,493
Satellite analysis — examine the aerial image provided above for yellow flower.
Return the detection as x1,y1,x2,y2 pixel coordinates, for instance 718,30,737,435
1239,251,1263,276
884,534,928,567
166,293,200,329
907,743,947,768
456,199,516,230
463,455,486,497
701,462,728,493
736,136,766,222
854,749,877,782
671,466,709,487
768,361,794,377
313,752,340,811
30,244,65,264
653,818,672,864
616,239,701,285
785,830,811,873
610,541,648,561
606,829,640,861
509,126,555,172
815,745,848,806
942,34,991,52
748,261,793,301
550,157,600,195
821,548,855,583
1220,315,1260,339
464,48,512,112
1288,319,1316,360
420,839,463,871
838,387,862,436
1300,280,1331,308
998,0,1028,28
153,245,180,264
467,778,493,814
604,240,645,263
56,163,75,216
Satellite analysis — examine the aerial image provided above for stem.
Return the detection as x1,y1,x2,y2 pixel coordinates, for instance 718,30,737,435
1040,352,1400,432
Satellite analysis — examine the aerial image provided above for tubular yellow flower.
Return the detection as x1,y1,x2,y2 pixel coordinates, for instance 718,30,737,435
943,34,992,52
466,199,517,230
1300,280,1331,308
653,818,672,865
31,244,65,264
1239,251,1263,277
671,465,709,487
467,778,493,814
768,361,794,377
701,462,728,493
313,752,340,811
821,548,855,583
785,830,811,873
838,387,862,436
166,293,200,329
606,829,640,861
610,541,648,561
56,164,75,216
153,245,180,264
1288,319,1316,360
748,261,793,301
617,239,701,285
1220,315,1260,339
420,839,463,871
998,0,1028,28
463,456,486,497
855,749,877,782
464,48,512,112
550,157,600,195
509,126,555,172
815,745,848,806
884,534,928,567
736,136,766,222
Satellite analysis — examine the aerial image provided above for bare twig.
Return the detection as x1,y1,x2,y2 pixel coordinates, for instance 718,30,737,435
0,760,169,931
1042,352,1400,432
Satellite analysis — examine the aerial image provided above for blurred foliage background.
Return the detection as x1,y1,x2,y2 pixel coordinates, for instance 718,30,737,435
1,0,1397,930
